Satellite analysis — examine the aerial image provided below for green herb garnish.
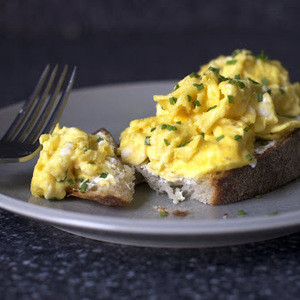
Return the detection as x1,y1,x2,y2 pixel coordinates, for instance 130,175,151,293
200,133,205,138
193,83,204,91
78,178,85,183
83,146,88,152
100,172,108,178
228,78,245,88
164,139,170,146
189,72,200,78
159,210,168,217
80,180,89,193
261,77,268,85
176,121,182,124
161,124,177,131
216,135,225,141
209,66,220,74
237,209,246,216
244,126,250,132
257,50,269,61
169,97,178,105
231,50,242,58
268,211,278,216
226,59,237,65
218,74,228,82
207,105,217,112
193,100,201,108
97,137,103,143
257,93,263,102
245,154,252,161
150,127,156,132
67,179,74,185
88,162,95,165
234,135,242,141
279,88,285,94
248,77,259,84
255,195,262,199
144,136,151,146
235,74,241,79
174,83,180,90
177,139,193,148
267,89,272,95
187,95,192,102
228,95,235,104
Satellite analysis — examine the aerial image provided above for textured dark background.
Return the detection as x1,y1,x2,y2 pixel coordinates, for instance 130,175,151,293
0,0,300,107
0,1,300,299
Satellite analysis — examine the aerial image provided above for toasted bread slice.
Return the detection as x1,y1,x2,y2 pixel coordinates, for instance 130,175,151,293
135,129,300,205
68,128,135,206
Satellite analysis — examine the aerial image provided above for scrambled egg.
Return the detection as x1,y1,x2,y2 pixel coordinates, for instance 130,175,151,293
31,124,116,199
119,49,300,181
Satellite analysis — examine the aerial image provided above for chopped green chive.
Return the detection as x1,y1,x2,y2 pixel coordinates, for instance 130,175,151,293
193,83,204,91
164,139,170,146
226,59,237,65
256,138,269,146
267,89,272,95
257,93,263,102
88,162,95,165
261,77,268,85
78,178,85,183
234,135,242,141
200,133,205,138
228,95,235,104
257,50,269,61
177,139,193,148
231,49,242,58
176,121,182,124
207,105,217,112
169,97,178,105
193,100,201,108
174,83,180,90
237,209,246,216
144,136,151,146
161,124,177,131
160,105,165,110
189,72,201,78
248,77,259,84
279,88,285,94
67,179,74,185
159,210,168,217
100,172,108,178
97,137,103,143
255,195,262,199
244,126,250,132
80,180,89,193
187,95,192,102
83,146,88,152
228,78,245,88
150,127,156,132
245,154,252,161
208,66,220,74
218,74,228,82
268,211,278,216
235,74,241,79
216,135,225,141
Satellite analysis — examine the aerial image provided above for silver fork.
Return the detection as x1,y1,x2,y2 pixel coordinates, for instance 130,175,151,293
0,65,77,163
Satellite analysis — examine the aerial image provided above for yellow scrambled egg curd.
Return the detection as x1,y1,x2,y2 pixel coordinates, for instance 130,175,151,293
119,50,300,181
31,124,115,199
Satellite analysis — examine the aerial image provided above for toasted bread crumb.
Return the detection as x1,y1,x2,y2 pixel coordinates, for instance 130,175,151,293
172,210,190,217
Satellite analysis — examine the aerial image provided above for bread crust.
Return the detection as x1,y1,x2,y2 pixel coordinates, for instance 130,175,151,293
209,129,300,205
134,129,300,206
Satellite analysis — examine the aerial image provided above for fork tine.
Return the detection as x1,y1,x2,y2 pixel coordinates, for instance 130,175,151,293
38,67,77,140
1,65,50,141
24,65,69,145
14,65,58,143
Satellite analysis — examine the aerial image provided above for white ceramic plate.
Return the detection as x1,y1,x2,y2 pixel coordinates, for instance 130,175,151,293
0,81,299,248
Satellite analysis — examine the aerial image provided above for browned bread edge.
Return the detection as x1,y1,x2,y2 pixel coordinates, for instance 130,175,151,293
209,129,300,205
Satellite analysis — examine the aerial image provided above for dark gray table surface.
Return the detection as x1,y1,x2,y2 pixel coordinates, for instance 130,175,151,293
0,33,300,299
